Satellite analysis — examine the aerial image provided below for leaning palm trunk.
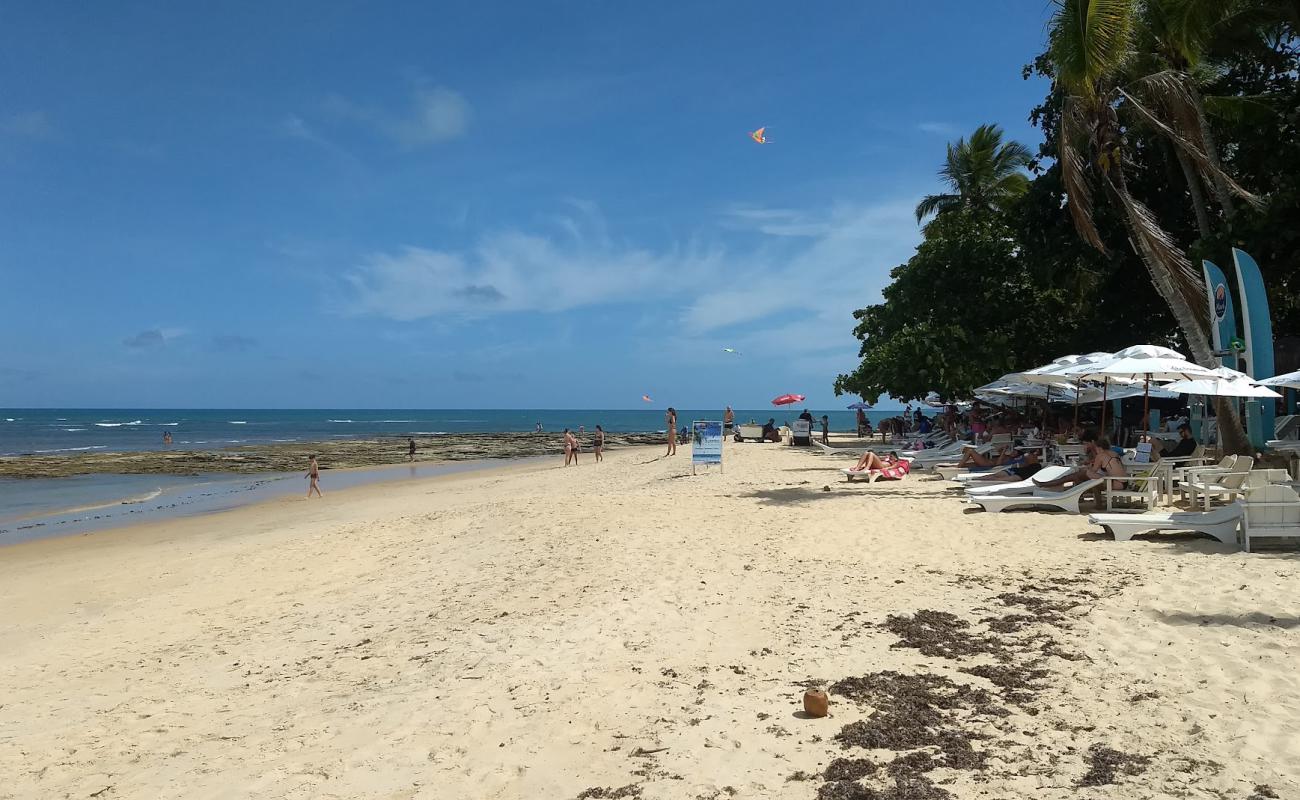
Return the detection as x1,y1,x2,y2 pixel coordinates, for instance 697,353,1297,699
1174,147,1214,239
1187,81,1235,218
1102,178,1253,454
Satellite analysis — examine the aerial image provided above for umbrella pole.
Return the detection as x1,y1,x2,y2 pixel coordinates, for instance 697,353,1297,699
1073,382,1080,433
1101,379,1109,438
1142,375,1150,438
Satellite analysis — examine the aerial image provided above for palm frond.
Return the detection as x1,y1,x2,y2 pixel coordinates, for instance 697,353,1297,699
1051,0,1139,93
1117,85,1264,208
1058,97,1108,253
1107,177,1210,327
915,194,960,223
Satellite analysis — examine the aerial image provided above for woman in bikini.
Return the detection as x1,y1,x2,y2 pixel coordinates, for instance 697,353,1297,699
849,449,905,473
665,408,677,456
306,455,322,497
594,425,605,463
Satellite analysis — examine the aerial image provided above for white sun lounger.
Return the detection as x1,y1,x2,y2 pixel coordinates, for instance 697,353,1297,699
966,479,1104,514
945,464,1015,482
1088,503,1242,545
964,466,1074,497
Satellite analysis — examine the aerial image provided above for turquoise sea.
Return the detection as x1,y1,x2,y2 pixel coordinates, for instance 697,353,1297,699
0,408,901,457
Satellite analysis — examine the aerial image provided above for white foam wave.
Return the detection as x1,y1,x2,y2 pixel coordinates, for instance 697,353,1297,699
328,419,354,423
4,418,14,422
161,422,180,426
228,421,247,425
379,420,414,423
121,488,163,505
34,445,108,453
412,431,450,436
125,420,143,426
63,428,87,432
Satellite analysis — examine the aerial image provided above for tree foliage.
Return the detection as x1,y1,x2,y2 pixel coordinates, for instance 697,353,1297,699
839,2,1298,411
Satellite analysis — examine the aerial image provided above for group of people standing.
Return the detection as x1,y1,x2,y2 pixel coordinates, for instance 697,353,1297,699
563,425,604,465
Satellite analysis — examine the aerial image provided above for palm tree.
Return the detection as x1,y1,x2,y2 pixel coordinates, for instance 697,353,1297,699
914,124,1032,223
1048,0,1255,452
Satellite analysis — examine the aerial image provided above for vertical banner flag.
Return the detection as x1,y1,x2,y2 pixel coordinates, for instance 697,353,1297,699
1233,249,1276,448
691,420,723,474
1202,259,1239,370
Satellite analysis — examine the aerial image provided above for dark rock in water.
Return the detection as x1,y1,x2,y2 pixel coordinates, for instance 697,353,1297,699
0,432,665,479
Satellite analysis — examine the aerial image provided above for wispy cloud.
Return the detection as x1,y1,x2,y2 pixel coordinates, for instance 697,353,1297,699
917,121,959,136
0,366,40,381
123,328,186,349
341,206,717,321
339,198,922,367
1,111,54,138
723,205,833,238
213,334,258,353
324,85,470,147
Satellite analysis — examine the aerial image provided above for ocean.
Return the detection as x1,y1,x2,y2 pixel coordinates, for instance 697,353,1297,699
0,408,900,457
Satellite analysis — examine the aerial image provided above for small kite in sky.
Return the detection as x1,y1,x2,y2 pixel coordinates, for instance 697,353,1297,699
723,348,741,355
749,127,768,144
641,394,653,403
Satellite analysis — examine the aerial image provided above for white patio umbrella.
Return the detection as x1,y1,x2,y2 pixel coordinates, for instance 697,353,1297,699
1071,352,1218,435
1257,368,1300,390
1020,353,1117,429
1112,344,1186,360
1165,375,1282,399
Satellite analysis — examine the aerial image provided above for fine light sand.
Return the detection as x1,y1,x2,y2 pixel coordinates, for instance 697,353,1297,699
1,443,1297,799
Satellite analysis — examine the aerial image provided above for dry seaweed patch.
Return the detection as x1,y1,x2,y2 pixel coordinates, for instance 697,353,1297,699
804,574,1142,796
1249,785,1280,799
883,610,1012,661
825,757,879,781
576,785,642,799
1076,743,1152,786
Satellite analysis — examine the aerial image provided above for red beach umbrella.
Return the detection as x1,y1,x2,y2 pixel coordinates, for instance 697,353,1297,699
771,393,806,406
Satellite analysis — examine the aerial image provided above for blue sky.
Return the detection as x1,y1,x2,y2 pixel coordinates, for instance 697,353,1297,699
0,1,1054,409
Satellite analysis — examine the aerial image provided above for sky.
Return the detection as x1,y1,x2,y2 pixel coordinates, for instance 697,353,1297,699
0,1,1056,409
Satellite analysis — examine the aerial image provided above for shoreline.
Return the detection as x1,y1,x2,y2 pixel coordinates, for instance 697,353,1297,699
0,454,565,547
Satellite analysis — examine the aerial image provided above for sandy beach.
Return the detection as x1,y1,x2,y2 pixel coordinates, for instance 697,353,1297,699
2,442,1297,799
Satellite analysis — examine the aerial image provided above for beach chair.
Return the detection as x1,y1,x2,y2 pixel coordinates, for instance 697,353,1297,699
1054,443,1087,465
966,479,1104,514
1104,465,1160,512
736,424,764,442
1150,446,1205,504
1242,484,1300,552
841,458,912,483
964,466,1075,497
1184,456,1254,511
1088,503,1242,545
942,463,1016,482
791,420,812,446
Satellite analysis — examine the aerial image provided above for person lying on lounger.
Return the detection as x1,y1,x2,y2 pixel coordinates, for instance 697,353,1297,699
954,444,1020,470
848,450,905,473
967,450,1042,482
1034,437,1125,490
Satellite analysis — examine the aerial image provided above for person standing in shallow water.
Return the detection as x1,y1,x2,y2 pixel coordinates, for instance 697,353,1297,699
306,455,322,498
665,407,677,456
407,437,416,462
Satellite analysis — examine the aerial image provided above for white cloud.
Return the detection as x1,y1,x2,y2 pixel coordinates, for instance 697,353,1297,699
1,111,54,138
917,121,959,136
323,86,470,147
340,199,922,363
